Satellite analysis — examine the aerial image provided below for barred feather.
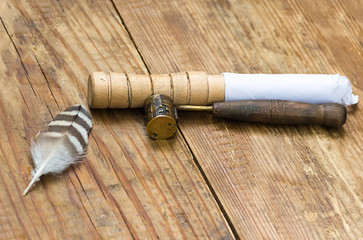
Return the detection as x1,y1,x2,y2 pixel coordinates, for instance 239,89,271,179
23,104,92,196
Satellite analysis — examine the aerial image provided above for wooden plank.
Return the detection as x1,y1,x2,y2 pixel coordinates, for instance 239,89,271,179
0,0,234,239
113,0,363,238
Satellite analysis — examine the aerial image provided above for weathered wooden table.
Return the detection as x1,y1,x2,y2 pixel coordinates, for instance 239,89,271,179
0,0,362,239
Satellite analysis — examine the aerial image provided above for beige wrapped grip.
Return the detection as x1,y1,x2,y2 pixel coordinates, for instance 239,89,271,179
88,71,225,108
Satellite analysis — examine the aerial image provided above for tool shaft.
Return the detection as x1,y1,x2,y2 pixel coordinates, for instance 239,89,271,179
88,72,357,109
176,105,213,111
212,100,346,127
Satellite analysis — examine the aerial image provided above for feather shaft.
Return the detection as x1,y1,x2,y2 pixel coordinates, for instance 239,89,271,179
23,137,63,196
23,175,39,197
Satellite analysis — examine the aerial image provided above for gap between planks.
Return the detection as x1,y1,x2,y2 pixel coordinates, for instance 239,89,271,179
110,0,151,74
107,0,241,239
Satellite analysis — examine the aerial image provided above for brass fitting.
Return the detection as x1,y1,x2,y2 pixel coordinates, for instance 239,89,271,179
144,94,178,140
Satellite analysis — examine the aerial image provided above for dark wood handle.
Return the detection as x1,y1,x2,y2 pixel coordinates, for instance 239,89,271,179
212,100,346,127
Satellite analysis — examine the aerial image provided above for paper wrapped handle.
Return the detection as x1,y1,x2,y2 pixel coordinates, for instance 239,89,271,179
88,71,225,108
212,100,346,127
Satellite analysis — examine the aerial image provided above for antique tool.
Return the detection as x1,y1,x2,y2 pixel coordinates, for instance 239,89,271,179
144,94,346,140
87,71,358,109
87,71,351,140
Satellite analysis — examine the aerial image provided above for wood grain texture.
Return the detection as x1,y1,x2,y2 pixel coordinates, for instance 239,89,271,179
0,0,233,239
113,0,363,239
212,101,347,127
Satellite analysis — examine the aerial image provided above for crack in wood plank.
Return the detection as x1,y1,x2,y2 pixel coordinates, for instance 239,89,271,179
177,124,241,240
110,0,151,74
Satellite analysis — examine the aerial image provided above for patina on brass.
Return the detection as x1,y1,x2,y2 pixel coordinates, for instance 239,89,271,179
144,94,178,140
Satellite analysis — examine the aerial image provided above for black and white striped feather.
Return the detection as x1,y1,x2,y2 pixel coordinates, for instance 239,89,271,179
23,104,92,196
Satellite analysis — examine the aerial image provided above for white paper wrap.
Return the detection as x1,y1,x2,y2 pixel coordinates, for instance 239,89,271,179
223,73,358,106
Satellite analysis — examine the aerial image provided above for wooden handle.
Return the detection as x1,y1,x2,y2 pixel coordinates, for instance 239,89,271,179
87,71,225,108
212,100,346,127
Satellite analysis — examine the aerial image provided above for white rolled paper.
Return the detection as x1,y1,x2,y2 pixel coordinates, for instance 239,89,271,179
223,73,358,106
